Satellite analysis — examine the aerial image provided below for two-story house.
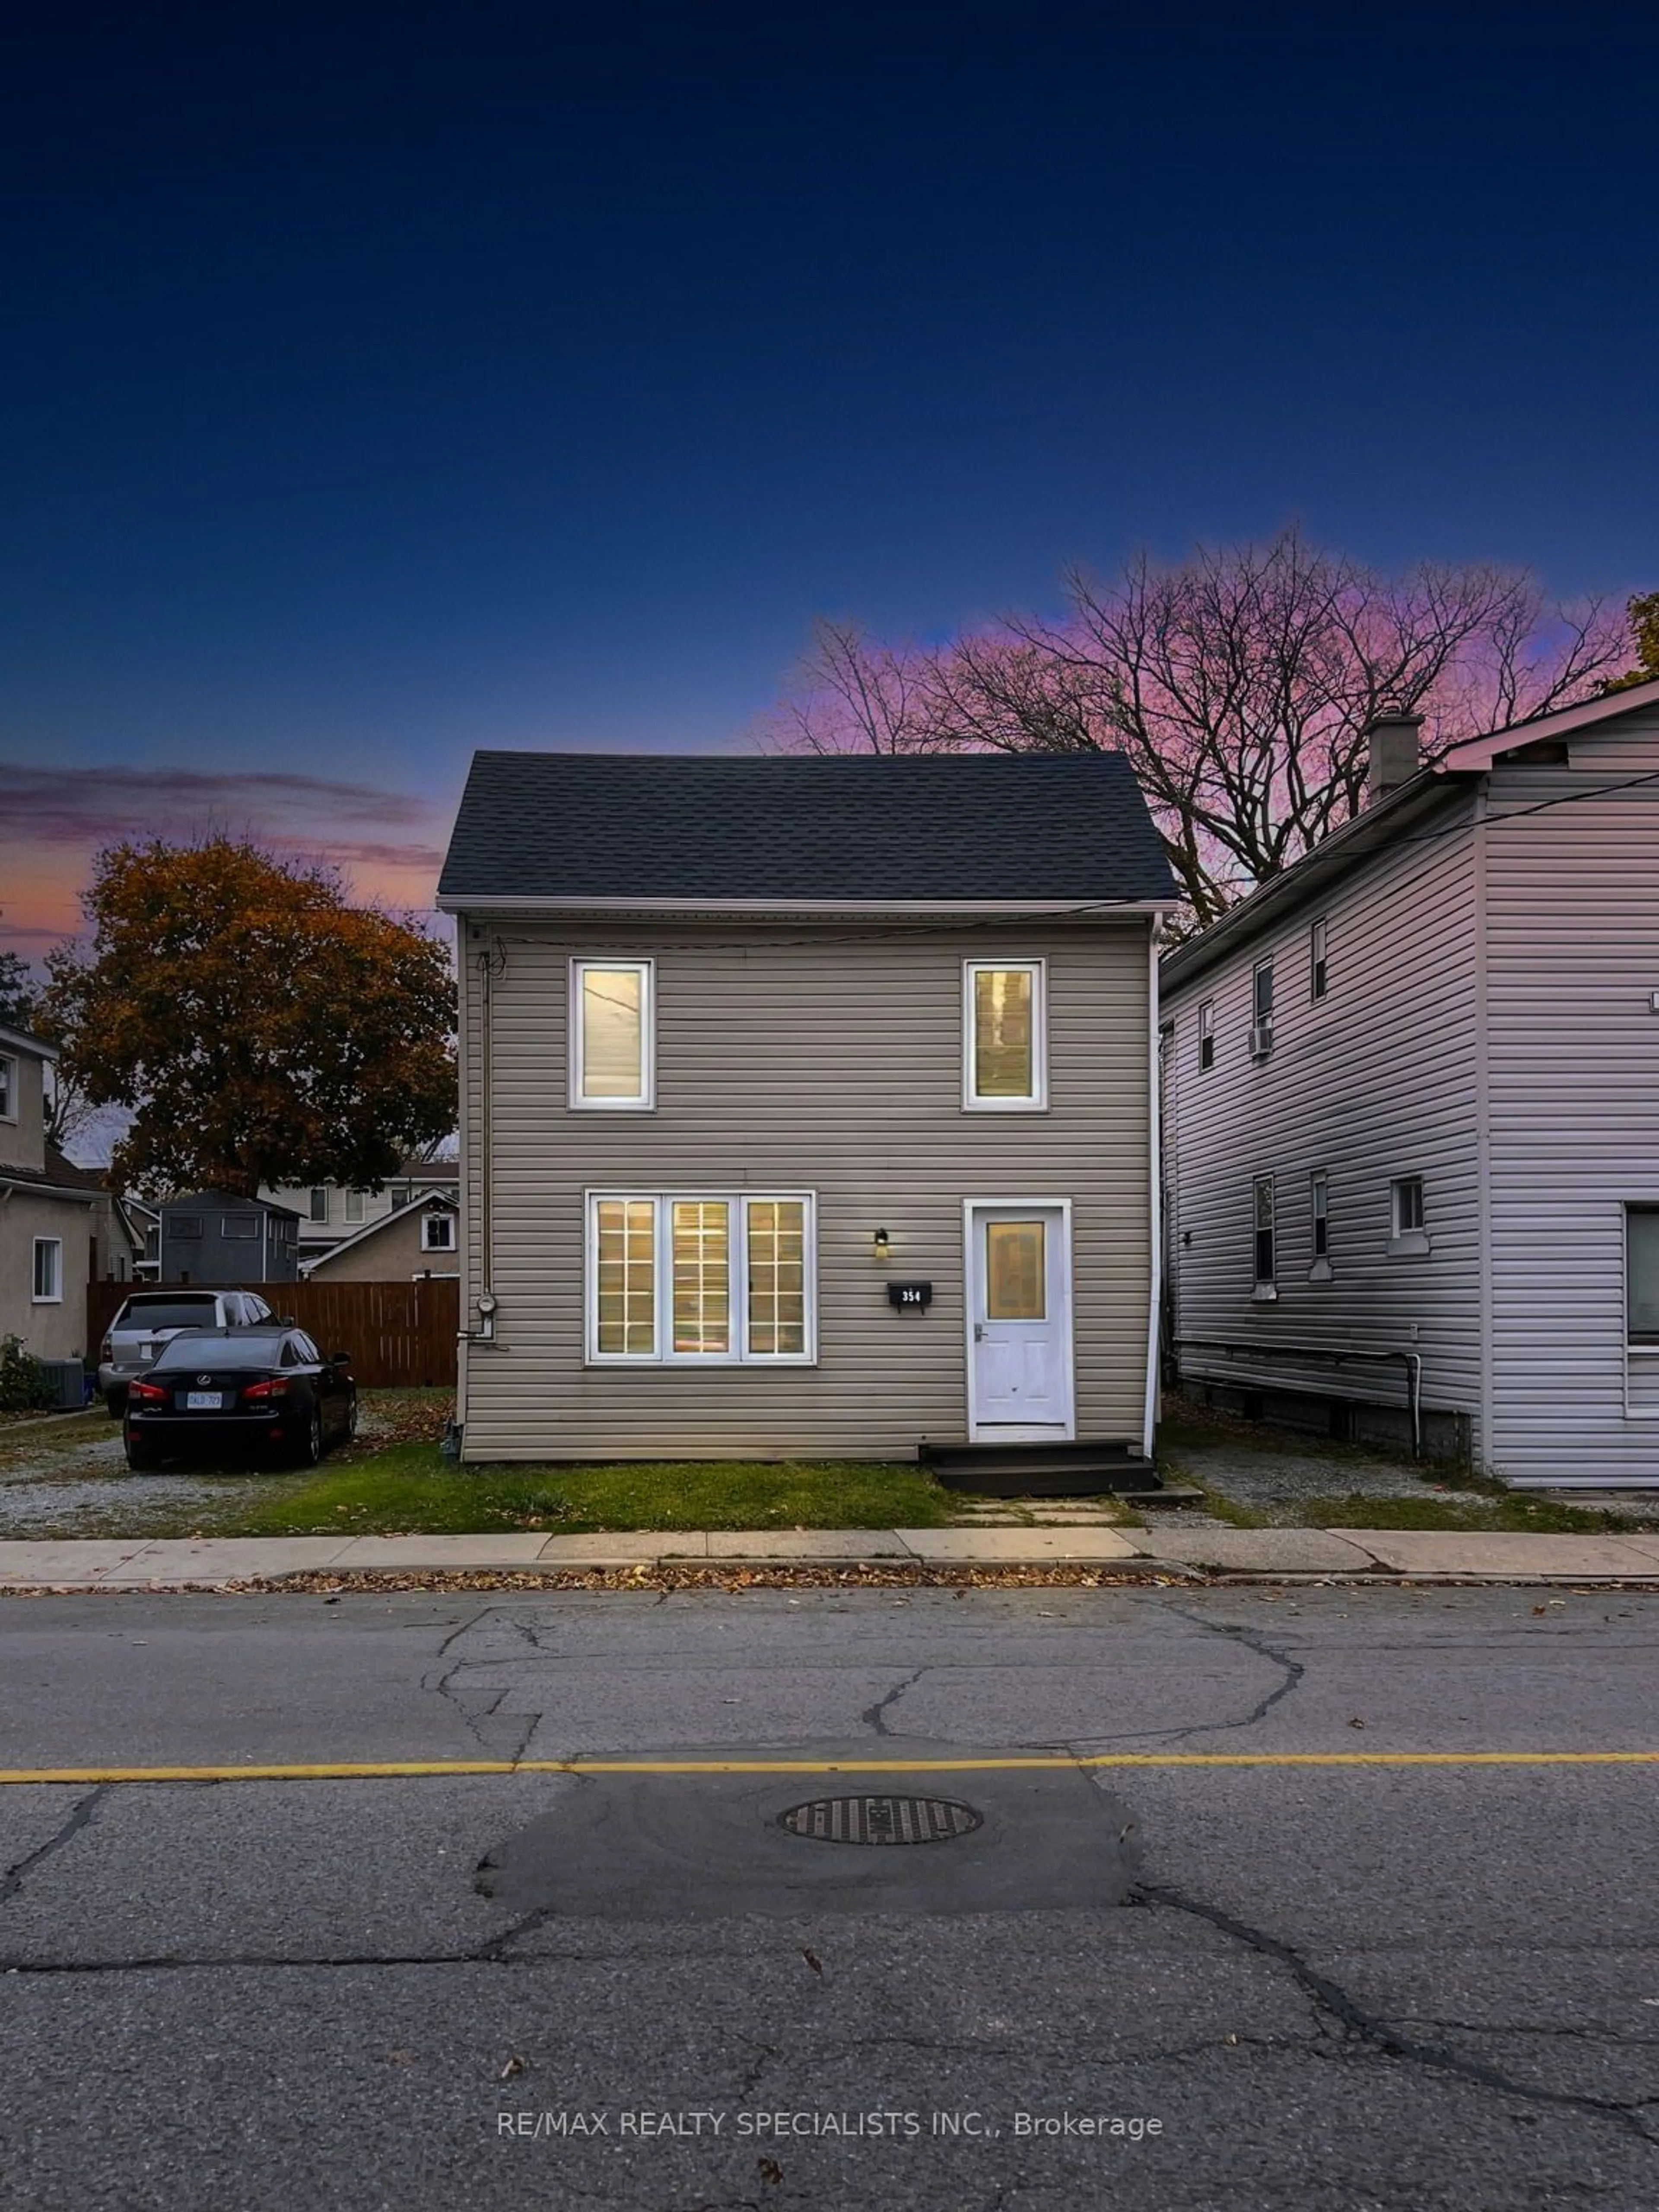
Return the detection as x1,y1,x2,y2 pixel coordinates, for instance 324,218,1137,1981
1160,680,1659,1487
436,751,1178,1472
0,1024,99,1364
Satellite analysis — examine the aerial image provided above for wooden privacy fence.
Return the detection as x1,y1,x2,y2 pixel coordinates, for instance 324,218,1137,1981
88,1278,460,1389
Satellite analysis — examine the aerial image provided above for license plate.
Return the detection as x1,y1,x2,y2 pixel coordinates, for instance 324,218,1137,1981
184,1391,223,1410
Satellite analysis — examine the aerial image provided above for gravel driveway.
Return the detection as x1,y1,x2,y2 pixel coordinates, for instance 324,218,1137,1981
0,1406,363,1539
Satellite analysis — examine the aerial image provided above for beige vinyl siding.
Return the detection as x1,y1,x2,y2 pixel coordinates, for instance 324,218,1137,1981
305,1206,457,1281
1163,793,1483,1431
1484,716,1659,1482
452,919,1154,1459
0,1187,93,1361
0,1046,48,1176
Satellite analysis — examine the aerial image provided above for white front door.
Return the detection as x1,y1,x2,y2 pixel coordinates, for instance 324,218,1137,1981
965,1202,1075,1440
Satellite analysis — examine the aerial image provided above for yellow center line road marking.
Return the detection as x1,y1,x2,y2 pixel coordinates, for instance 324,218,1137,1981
1,1751,1658,1785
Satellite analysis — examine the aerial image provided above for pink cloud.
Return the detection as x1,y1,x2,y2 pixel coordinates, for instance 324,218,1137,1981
0,763,448,958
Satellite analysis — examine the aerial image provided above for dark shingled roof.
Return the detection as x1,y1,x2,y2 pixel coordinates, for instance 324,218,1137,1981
438,751,1176,906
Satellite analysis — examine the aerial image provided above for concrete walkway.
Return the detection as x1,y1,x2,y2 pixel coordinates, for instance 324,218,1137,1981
3,1525,1659,1586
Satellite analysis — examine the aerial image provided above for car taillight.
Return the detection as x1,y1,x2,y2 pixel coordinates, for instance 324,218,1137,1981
242,1378,290,1402
128,1380,167,1405
100,1337,113,1361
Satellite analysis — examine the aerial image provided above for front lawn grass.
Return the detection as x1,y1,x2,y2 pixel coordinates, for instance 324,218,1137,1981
231,1443,955,1537
1306,1492,1658,1535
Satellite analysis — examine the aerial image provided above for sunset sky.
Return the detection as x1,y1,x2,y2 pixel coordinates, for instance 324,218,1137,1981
3,2,1655,957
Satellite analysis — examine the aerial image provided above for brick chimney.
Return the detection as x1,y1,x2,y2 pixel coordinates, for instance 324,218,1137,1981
1364,709,1423,806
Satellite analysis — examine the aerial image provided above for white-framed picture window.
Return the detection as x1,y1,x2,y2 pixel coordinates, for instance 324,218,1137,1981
963,960,1047,1110
1628,1207,1659,1345
587,1192,815,1363
0,1052,14,1121
32,1237,63,1303
571,960,655,1110
421,1211,457,1253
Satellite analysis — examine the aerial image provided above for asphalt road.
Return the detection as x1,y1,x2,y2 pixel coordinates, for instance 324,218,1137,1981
1,1584,1657,2211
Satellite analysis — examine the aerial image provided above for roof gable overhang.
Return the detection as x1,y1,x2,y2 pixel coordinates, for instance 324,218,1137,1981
1436,673,1659,771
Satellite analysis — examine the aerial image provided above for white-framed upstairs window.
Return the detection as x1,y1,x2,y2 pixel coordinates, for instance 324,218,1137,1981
963,960,1046,1110
32,1236,63,1304
571,959,655,1110
1310,917,1329,1001
1198,999,1215,1071
343,1189,367,1223
421,1211,457,1252
586,1192,816,1363
308,1187,329,1222
0,1052,15,1121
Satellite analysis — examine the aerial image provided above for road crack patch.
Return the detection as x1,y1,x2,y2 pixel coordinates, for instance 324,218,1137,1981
0,1786,108,1907
1138,1879,1659,2143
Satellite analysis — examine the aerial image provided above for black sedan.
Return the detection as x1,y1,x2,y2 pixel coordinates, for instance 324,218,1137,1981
124,1330,358,1471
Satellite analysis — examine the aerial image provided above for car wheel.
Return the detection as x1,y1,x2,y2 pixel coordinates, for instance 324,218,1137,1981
343,1396,359,1443
124,1438,159,1473
296,1407,325,1468
105,1392,124,1419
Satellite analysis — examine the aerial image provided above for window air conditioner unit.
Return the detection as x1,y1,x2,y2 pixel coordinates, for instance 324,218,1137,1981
1248,1023,1274,1060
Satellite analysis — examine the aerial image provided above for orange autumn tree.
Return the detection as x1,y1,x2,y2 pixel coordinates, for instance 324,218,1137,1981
37,837,456,1198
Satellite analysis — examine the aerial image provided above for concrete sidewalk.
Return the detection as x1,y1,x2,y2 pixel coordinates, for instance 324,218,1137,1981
3,1524,1659,1587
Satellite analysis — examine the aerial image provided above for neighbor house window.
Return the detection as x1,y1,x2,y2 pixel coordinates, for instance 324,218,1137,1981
32,1238,62,1303
588,1194,814,1362
1311,1172,1329,1259
221,1214,258,1239
1198,1000,1215,1071
1627,1208,1659,1344
1253,1176,1276,1287
308,1188,329,1222
0,1053,14,1119
1310,918,1328,1001
963,960,1046,1109
1251,960,1275,1053
571,960,655,1109
421,1213,456,1253
343,1190,366,1223
1391,1177,1425,1235
170,1217,202,1238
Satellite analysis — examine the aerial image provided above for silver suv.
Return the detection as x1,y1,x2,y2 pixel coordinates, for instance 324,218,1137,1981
98,1290,276,1414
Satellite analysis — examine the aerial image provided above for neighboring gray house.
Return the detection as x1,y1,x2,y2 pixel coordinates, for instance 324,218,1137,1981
437,751,1178,1468
155,1190,302,1283
1160,680,1659,1487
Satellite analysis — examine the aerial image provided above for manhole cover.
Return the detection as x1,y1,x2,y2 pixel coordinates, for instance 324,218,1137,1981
777,1795,983,1846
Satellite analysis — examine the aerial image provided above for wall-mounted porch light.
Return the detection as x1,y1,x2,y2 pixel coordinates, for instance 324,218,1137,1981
872,1227,891,1259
